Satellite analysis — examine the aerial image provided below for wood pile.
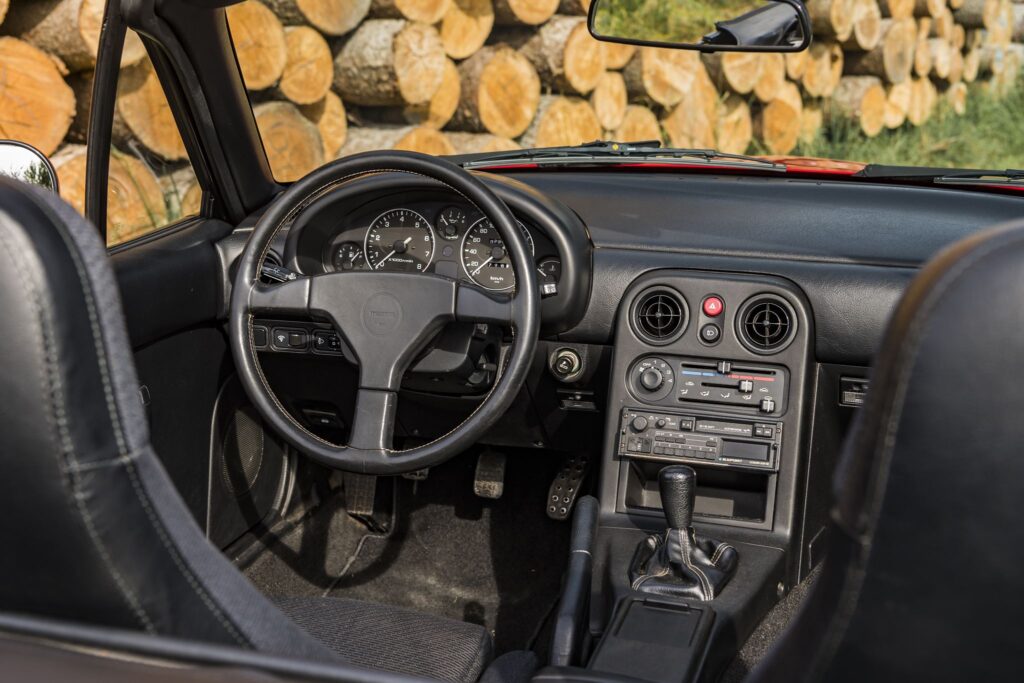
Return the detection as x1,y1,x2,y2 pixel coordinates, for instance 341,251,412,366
1,0,1022,237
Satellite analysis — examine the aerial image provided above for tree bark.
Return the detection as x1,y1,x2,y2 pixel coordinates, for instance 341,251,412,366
624,48,710,107
447,132,520,153
845,17,916,83
338,125,454,156
1,0,145,71
513,15,606,94
715,94,752,155
832,75,887,136
333,19,446,106
265,0,371,35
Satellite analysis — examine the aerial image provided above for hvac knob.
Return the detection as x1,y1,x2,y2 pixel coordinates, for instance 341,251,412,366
639,368,664,392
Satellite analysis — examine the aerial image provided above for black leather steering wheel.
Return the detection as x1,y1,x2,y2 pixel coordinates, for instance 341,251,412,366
229,151,540,474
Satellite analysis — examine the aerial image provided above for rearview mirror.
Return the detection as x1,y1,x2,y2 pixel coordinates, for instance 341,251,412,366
0,141,59,192
587,0,811,53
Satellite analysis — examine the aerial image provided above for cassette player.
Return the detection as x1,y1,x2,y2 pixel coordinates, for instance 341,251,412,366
617,407,782,471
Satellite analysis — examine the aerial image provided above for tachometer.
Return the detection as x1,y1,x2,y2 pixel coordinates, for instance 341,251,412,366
461,217,534,291
364,209,435,272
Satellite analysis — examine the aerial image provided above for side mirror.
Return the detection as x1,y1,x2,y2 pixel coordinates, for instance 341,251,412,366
0,140,59,193
588,0,811,53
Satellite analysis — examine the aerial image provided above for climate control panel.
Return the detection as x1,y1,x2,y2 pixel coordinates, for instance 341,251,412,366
618,407,782,471
628,356,788,417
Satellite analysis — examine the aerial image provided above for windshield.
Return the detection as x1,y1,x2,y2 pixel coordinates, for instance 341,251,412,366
229,0,1024,182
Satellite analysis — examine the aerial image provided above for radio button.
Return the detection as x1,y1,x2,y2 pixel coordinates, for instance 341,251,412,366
630,416,649,432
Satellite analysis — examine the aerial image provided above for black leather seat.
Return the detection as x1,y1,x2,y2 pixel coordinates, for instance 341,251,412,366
0,177,493,683
750,220,1024,682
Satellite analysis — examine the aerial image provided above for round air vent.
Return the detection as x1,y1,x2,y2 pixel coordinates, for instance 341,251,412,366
737,295,797,354
630,287,688,345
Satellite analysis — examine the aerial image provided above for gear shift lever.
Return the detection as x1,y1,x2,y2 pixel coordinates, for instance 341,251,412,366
628,465,738,600
659,465,695,531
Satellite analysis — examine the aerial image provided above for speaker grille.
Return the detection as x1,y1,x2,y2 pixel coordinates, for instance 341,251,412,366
220,406,265,497
632,287,687,345
738,296,796,353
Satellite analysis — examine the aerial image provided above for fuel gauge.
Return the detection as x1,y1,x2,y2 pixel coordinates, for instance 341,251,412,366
331,242,364,271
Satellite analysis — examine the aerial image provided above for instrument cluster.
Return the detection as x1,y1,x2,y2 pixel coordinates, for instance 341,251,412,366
322,202,561,293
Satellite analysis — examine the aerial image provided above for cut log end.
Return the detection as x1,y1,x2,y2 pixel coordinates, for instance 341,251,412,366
0,37,76,156
279,26,333,104
590,71,627,131
254,101,325,180
440,0,494,59
228,1,288,91
613,105,661,143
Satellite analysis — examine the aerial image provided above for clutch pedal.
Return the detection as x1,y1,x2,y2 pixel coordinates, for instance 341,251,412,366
547,454,591,520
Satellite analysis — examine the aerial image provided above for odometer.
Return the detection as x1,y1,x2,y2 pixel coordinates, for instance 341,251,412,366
364,209,435,272
461,218,534,291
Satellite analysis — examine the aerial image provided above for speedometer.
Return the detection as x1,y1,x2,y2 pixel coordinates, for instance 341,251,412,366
461,218,535,291
364,209,435,272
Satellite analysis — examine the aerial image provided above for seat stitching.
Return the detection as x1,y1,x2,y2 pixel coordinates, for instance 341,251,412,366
18,194,250,645
62,452,142,473
122,457,250,647
0,218,155,632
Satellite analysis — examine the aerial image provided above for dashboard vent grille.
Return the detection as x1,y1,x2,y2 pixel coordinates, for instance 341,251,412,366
632,287,687,344
738,297,795,353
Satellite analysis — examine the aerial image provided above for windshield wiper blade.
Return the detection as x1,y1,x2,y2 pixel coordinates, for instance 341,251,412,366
459,140,785,171
933,169,1024,186
855,164,1024,184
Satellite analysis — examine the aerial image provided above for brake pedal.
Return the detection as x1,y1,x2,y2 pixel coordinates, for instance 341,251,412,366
474,451,506,499
547,454,591,520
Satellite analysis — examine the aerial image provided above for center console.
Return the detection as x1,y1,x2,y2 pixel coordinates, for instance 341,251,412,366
583,270,814,683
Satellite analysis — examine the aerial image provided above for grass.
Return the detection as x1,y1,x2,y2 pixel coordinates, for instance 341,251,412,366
791,82,1024,170
593,0,762,45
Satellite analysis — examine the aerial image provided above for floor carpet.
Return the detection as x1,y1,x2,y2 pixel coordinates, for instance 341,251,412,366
243,450,573,654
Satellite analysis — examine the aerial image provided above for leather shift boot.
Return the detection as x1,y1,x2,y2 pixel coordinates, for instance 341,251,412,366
628,527,738,601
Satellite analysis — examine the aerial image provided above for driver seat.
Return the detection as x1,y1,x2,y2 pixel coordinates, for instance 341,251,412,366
0,177,495,682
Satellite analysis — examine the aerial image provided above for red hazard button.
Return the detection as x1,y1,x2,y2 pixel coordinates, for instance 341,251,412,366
702,296,724,317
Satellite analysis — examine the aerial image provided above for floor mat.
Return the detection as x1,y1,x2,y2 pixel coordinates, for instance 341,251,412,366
244,450,572,654
720,563,822,682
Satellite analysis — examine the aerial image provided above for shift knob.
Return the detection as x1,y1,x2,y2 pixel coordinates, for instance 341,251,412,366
659,465,696,530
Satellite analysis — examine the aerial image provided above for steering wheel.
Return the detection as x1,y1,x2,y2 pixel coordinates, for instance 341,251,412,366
229,151,540,474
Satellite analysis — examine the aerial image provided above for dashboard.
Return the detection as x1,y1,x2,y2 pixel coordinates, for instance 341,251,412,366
279,172,593,336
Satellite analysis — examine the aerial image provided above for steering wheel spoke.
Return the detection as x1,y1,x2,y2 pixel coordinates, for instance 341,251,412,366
349,388,398,452
455,283,514,326
248,277,312,317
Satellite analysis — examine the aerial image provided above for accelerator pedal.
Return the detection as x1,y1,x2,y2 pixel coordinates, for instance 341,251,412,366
547,454,591,521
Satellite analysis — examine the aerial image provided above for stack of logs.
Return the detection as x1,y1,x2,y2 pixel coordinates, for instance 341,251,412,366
1,0,1023,241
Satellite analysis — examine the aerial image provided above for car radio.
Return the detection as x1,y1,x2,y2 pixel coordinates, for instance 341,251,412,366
617,407,782,471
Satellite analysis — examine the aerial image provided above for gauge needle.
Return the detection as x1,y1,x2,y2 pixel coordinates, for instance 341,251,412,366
471,257,494,277
375,237,412,269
